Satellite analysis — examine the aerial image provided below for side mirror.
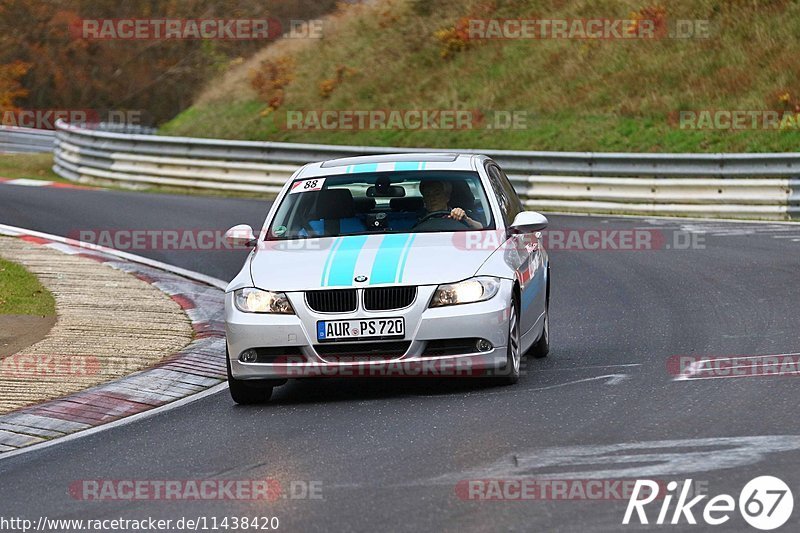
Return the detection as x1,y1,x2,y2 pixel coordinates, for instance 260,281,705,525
508,211,548,235
226,224,257,248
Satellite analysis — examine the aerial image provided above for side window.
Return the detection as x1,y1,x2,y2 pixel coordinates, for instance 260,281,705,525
497,166,524,222
486,163,514,226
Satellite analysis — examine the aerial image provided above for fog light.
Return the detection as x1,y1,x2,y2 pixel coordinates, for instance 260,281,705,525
239,349,258,363
476,339,493,352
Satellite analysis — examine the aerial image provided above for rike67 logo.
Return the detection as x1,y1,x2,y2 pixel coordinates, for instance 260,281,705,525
623,476,794,530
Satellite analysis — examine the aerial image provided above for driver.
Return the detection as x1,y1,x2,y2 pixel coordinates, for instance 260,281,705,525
418,179,483,229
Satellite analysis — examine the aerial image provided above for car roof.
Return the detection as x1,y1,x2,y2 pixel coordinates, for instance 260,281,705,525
297,153,481,178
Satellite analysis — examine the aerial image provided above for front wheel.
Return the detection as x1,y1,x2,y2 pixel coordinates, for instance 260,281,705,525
226,348,274,404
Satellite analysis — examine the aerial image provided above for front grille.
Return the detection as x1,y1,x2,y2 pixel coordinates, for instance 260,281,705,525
314,341,411,360
364,287,417,311
306,289,357,313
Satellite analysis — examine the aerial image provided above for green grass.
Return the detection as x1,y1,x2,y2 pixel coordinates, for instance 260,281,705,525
0,257,56,316
0,153,63,182
161,0,800,153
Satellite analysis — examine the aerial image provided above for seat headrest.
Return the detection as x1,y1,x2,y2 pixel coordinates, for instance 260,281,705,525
450,180,476,209
390,197,425,212
316,189,356,219
353,197,377,213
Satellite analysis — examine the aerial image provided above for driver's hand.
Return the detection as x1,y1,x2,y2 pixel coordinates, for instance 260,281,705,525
449,207,483,229
449,208,466,221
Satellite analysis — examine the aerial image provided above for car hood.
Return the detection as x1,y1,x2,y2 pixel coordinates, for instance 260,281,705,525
249,232,501,291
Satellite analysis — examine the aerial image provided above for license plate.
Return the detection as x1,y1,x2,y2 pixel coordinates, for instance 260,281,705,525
317,318,405,342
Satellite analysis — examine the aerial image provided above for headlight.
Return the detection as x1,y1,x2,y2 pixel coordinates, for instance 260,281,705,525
234,288,294,314
429,277,501,307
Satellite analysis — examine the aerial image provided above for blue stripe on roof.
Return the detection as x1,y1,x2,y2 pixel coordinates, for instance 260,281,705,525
394,162,423,171
349,163,379,174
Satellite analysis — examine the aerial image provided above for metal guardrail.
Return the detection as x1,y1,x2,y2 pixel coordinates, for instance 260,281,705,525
0,124,154,154
50,120,800,220
0,126,55,154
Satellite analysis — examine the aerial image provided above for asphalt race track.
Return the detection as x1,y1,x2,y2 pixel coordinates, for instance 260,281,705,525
1,183,799,531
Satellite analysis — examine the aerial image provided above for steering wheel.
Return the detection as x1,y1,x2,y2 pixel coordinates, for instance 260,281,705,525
416,210,453,225
413,210,469,229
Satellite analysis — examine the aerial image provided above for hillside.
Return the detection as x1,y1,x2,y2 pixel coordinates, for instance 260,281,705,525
161,0,800,152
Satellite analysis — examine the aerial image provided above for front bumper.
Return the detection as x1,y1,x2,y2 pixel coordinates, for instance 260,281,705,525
225,282,513,380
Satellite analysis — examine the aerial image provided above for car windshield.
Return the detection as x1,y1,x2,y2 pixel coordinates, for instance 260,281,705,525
266,171,495,240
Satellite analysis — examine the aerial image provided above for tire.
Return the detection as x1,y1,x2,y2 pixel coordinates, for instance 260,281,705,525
226,348,274,405
497,293,521,385
528,268,550,359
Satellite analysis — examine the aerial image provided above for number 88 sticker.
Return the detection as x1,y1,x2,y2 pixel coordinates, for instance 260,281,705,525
739,476,794,530
290,178,326,193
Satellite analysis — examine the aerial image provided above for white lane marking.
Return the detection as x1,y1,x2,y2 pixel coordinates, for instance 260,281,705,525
639,216,800,227
532,373,630,390
544,211,800,226
538,363,642,372
6,179,52,187
0,223,231,462
0,382,228,462
0,223,227,289
637,218,800,242
417,374,630,399
426,435,800,483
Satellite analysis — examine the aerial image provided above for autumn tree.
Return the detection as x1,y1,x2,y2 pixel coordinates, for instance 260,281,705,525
0,60,31,111
0,0,340,124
